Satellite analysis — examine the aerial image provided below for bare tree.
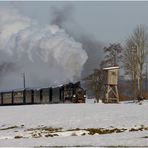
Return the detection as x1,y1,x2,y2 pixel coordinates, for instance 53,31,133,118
101,43,123,67
124,40,138,100
84,69,105,102
124,25,148,99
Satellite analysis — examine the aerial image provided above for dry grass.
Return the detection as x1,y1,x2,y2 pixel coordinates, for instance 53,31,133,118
86,128,127,135
43,127,62,133
142,136,148,138
14,135,23,139
67,128,80,131
27,127,62,133
0,125,19,130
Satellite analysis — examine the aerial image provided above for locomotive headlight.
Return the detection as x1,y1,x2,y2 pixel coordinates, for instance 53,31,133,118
84,95,86,97
73,94,76,97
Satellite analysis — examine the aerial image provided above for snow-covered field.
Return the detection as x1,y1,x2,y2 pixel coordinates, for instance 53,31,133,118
0,100,148,147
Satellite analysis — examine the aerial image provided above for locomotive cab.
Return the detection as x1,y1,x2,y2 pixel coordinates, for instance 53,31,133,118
63,82,86,103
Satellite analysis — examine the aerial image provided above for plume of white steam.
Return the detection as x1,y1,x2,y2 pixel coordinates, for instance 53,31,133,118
0,8,88,89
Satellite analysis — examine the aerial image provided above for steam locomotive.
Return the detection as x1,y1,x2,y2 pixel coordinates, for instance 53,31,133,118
63,82,86,103
0,81,86,105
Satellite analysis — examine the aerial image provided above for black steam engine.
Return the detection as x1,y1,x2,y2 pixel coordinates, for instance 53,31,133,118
0,82,86,105
63,82,86,103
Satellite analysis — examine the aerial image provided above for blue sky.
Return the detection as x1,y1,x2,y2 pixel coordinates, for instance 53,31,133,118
1,1,148,43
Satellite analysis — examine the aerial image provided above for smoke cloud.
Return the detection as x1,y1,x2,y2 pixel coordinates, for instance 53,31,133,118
50,5,104,78
51,5,73,28
0,8,88,90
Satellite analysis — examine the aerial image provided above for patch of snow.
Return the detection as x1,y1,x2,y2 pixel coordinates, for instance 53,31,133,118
0,101,148,146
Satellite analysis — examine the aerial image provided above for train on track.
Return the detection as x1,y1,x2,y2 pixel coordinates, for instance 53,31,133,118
0,82,86,106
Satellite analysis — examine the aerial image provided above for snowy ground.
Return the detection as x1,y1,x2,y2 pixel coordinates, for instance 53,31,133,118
0,100,148,147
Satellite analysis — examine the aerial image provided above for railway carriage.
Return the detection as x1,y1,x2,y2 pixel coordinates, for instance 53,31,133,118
0,82,86,105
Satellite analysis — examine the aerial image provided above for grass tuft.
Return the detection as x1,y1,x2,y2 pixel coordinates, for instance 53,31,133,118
0,125,19,130
14,135,23,139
